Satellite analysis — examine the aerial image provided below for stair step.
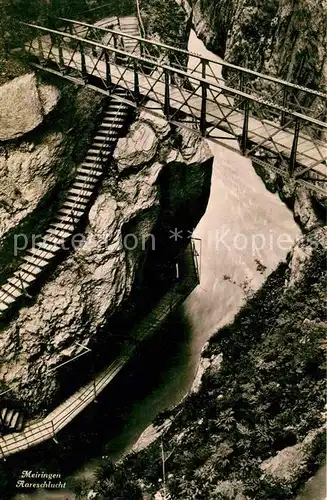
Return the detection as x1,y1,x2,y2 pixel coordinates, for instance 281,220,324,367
8,276,27,290
2,284,23,299
46,227,71,239
43,233,67,245
75,174,99,183
20,262,43,276
86,149,111,157
23,254,49,268
10,412,20,429
104,110,127,116
36,240,62,253
72,181,95,191
62,199,88,209
59,206,84,216
80,161,104,170
50,221,75,232
93,136,117,143
69,188,92,198
1,408,7,422
95,129,118,136
55,213,82,224
16,414,24,432
76,167,103,178
0,302,9,311
28,247,55,260
3,408,13,427
13,270,35,284
7,409,16,427
1,293,16,305
100,122,123,128
102,115,126,122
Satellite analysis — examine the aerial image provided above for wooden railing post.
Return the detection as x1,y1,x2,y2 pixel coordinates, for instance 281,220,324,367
239,71,245,110
58,41,64,70
164,70,170,119
113,34,118,62
241,100,250,155
200,60,207,136
105,51,111,89
80,43,87,82
134,60,140,103
51,421,58,444
289,117,300,177
280,86,288,126
37,36,44,60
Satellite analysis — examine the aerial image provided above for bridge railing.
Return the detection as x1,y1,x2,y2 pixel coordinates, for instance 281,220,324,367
22,22,327,195
56,18,327,124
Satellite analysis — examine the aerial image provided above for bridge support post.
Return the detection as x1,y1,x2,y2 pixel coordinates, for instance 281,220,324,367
289,117,300,177
239,72,245,110
105,51,111,90
80,43,87,82
200,59,207,135
113,34,118,63
280,87,288,126
134,61,140,103
37,37,44,61
200,82,207,136
51,421,58,444
241,100,250,155
58,41,65,71
164,70,170,119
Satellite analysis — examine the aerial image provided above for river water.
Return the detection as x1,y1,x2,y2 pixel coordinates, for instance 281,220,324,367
14,29,305,500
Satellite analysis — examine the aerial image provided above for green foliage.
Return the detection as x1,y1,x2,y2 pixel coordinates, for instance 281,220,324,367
93,460,142,499
140,0,188,48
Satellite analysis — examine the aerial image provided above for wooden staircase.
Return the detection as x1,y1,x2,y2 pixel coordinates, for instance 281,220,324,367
0,88,130,318
0,408,24,434
72,16,141,56
119,16,141,55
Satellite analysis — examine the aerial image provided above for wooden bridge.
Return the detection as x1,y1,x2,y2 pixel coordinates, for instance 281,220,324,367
21,17,327,196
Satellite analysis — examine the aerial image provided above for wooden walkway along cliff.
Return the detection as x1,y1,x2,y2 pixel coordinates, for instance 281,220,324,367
0,243,199,458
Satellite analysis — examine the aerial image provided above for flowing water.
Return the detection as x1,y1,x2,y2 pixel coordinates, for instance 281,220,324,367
14,29,304,500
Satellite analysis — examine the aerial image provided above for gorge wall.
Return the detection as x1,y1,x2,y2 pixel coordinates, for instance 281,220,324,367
179,0,327,234
0,75,213,417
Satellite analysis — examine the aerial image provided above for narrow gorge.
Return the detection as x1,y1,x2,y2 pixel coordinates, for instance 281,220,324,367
0,1,326,499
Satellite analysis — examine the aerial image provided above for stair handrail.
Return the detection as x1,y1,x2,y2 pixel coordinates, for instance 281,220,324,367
0,97,128,308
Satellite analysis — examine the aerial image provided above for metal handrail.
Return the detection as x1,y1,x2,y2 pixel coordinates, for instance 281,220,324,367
22,22,327,130
57,17,327,99
0,94,127,307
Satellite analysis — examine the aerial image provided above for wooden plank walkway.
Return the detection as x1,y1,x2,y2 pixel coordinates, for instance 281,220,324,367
28,36,326,184
0,245,198,458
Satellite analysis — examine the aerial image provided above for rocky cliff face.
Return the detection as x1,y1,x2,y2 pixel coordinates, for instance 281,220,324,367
0,101,213,416
184,0,327,233
190,0,327,93
0,72,106,282
0,73,62,241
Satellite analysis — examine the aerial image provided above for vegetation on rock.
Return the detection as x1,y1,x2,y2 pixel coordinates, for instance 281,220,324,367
90,240,326,499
